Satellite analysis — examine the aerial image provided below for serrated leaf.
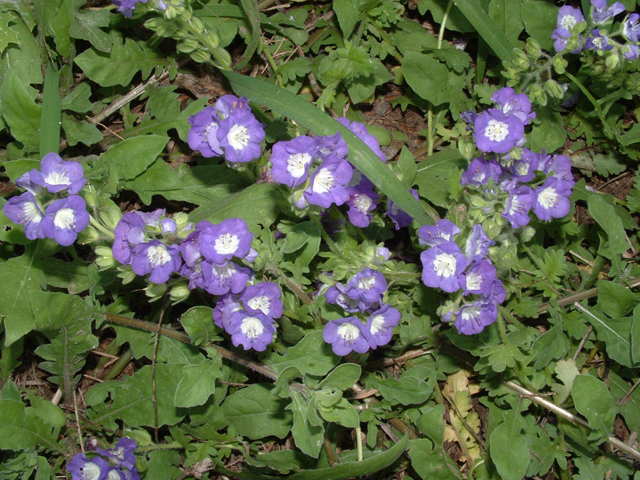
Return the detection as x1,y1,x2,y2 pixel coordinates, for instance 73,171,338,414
0,400,63,453
61,82,94,113
1,69,41,149
552,359,580,404
68,5,112,52
0,12,20,54
174,357,222,408
61,115,103,147
277,57,312,83
572,375,615,442
480,344,527,372
266,331,340,376
592,153,626,177
408,438,458,480
75,35,170,87
221,384,292,439
431,47,471,73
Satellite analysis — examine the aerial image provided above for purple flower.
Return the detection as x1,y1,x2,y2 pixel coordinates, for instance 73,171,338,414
315,133,349,160
460,110,478,126
112,212,149,265
386,189,419,229
508,149,541,183
201,260,250,295
366,304,401,349
240,282,283,319
15,171,43,195
322,318,370,356
180,261,206,291
338,118,386,163
179,220,213,268
199,218,253,265
486,278,507,304
325,283,360,313
270,136,318,187
304,156,353,208
345,181,379,228
4,192,45,240
67,453,109,480
131,240,181,283
421,241,467,293
585,29,614,51
556,5,585,36
213,293,242,330
97,438,137,471
453,302,498,335
533,177,572,221
217,109,265,163
417,219,461,247
491,87,535,125
188,107,223,158
460,259,497,296
41,195,90,246
226,310,276,351
345,268,387,312
503,185,535,228
624,13,640,42
465,224,494,263
591,0,625,24
540,154,575,189
461,157,503,187
214,95,252,117
623,45,640,61
30,153,86,194
474,109,525,154
112,0,148,17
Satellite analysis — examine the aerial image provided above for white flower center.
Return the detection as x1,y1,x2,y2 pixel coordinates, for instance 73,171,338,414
472,171,487,183
538,187,559,209
337,323,360,343
508,196,525,215
312,168,336,194
286,153,312,178
466,272,483,291
247,295,271,315
357,275,376,291
370,314,386,335
44,169,71,186
433,253,458,278
215,233,239,255
353,194,373,213
241,317,264,339
108,470,122,480
484,120,509,142
147,244,171,266
22,201,42,225
53,207,76,230
461,306,481,323
211,263,236,282
515,161,529,176
227,124,250,150
80,462,103,480
560,15,577,31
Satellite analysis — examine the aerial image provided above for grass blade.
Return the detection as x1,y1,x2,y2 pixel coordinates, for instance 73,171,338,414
40,63,61,156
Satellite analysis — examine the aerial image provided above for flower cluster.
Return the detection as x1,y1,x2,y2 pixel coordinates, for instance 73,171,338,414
188,95,265,162
112,0,148,17
67,437,139,480
552,1,639,62
322,268,401,355
419,220,504,335
4,153,90,246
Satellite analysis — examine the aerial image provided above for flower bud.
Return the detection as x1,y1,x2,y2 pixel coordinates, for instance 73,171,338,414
525,38,541,59
117,265,137,285
483,219,501,239
84,188,98,208
544,80,564,100
458,136,476,160
145,282,167,302
190,47,211,64
169,282,191,304
553,56,568,75
177,36,199,54
78,225,101,244
519,225,536,242
101,204,122,230
205,30,220,49
95,246,116,269
605,52,620,70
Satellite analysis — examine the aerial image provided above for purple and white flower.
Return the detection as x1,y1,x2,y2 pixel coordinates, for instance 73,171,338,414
315,132,349,160
585,28,614,52
201,260,251,296
215,95,252,117
112,0,148,17
540,154,575,190
533,177,572,221
131,240,181,284
97,438,137,471
386,189,419,229
15,171,43,195
325,283,360,313
623,45,640,61
3,192,45,240
270,136,318,187
461,157,503,187
199,218,253,265
491,87,535,125
217,109,265,163
474,109,525,154
460,259,497,296
508,149,542,183
421,241,467,293
465,224,494,263
213,293,242,330
503,185,535,228
366,304,401,349
345,268,387,312
67,453,110,480
453,301,498,335
338,118,386,163
30,153,86,194
226,310,276,351
624,13,640,42
591,0,625,24
41,195,90,246
552,6,585,53
240,282,283,319
417,219,461,247
345,180,379,228
187,107,223,158
304,156,353,208
323,317,370,356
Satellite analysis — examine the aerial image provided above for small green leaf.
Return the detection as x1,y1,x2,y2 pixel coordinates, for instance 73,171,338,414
101,134,169,181
1,70,42,149
333,0,360,39
174,357,222,408
490,410,529,480
572,375,615,442
319,364,361,391
180,306,221,346
287,390,324,458
366,374,434,406
266,331,340,377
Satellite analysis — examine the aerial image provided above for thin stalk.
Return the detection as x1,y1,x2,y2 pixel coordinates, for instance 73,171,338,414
356,425,363,462
309,212,344,259
496,310,509,344
89,215,115,240
101,348,133,382
260,40,284,87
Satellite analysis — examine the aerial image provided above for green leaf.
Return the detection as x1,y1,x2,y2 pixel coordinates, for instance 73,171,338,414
408,438,458,480
334,0,360,39
101,134,169,181
454,0,515,61
488,0,523,46
235,0,260,70
266,331,340,377
221,70,433,226
0,400,62,453
366,374,434,406
431,46,472,73
75,35,170,87
287,390,324,458
415,150,467,207
395,146,417,187
621,123,640,146
632,305,640,364
528,107,566,154
221,384,293,439
40,63,61,156
68,3,112,53
416,0,474,32
180,306,222,346
317,396,359,428
61,82,94,113
276,57,312,83
597,280,638,318
608,371,640,433
580,304,636,368
490,410,529,480
402,52,451,106
572,374,615,441
552,359,580,404
61,115,103,147
1,69,42,149
0,12,20,54
521,1,561,52
174,357,222,408
319,364,362,391
283,221,320,254
42,257,90,294
588,194,629,263
27,394,66,428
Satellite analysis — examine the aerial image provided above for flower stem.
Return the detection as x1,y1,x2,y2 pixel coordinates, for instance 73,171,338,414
89,215,115,240
309,212,344,259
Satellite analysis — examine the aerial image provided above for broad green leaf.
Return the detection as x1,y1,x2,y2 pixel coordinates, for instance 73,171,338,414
319,364,361,391
588,194,628,273
75,35,170,87
266,330,340,376
114,324,204,365
490,410,529,480
0,400,63,453
572,375,615,441
580,305,636,368
87,364,186,430
402,52,451,106
0,8,43,85
408,438,458,480
416,0,474,32
528,107,566,154
68,3,112,52
1,69,41,149
283,221,320,254
180,306,222,346
334,0,360,39
454,0,515,61
27,394,66,428
366,374,434,406
395,146,417,187
247,449,311,474
597,280,638,318
42,257,90,294
61,82,94,113
622,123,640,146
235,0,260,70
0,12,20,54
221,71,433,226
521,1,563,52
0,339,23,385
40,63,61,156
415,150,467,207
62,115,103,147
221,384,293,439
488,0,523,46
101,134,169,180
287,390,324,458
608,371,640,433
174,357,222,408
552,359,580,404
317,396,359,428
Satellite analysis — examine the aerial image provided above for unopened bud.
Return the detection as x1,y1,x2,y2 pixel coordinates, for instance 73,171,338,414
169,282,191,304
95,246,116,269
458,136,476,160
605,52,620,70
145,282,167,301
553,55,568,75
525,38,541,59
102,204,122,230
544,80,564,100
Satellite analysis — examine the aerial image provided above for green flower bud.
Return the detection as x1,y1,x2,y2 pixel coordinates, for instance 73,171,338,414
458,136,476,160
470,196,485,208
190,47,211,64
169,282,191,304
483,219,502,239
495,243,517,270
525,38,541,59
177,36,199,54
117,265,137,285
205,30,220,49
544,80,564,100
605,53,620,70
145,282,167,302
102,204,122,230
519,226,536,242
95,246,116,269
84,187,98,208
